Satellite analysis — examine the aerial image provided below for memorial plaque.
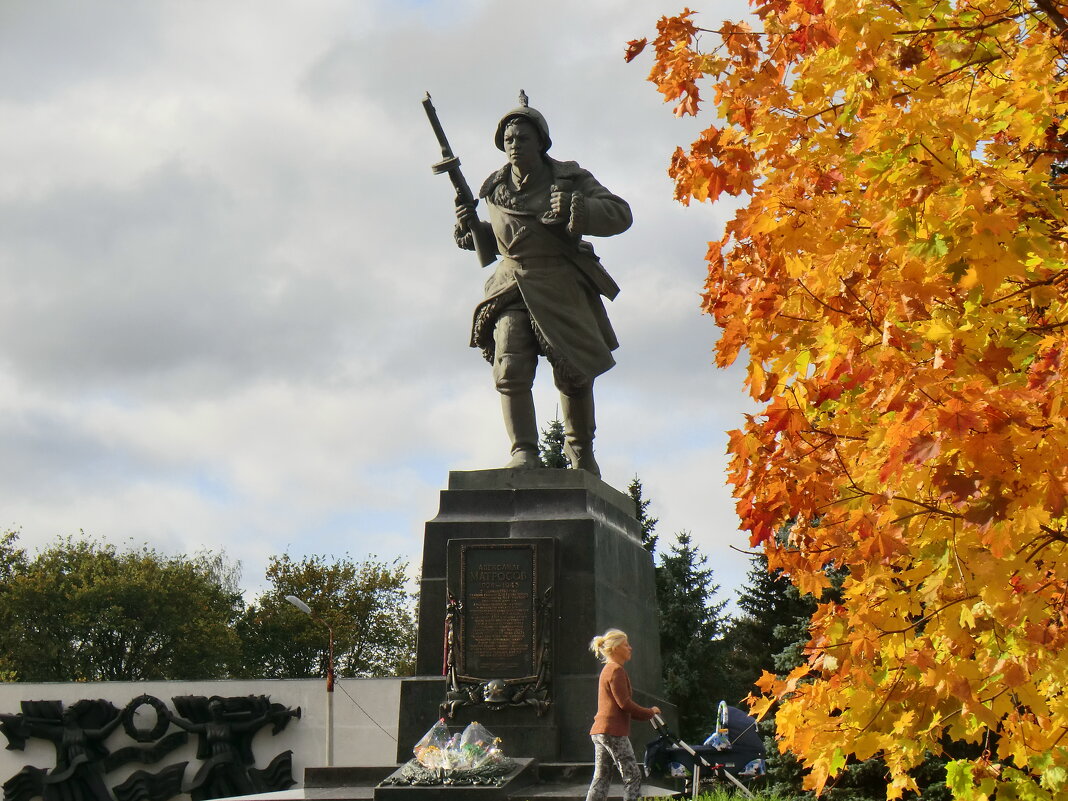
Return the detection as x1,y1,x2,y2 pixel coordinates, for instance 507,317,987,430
446,538,555,683
461,543,535,677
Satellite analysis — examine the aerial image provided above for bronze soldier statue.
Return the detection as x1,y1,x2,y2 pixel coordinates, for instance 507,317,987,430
453,92,632,477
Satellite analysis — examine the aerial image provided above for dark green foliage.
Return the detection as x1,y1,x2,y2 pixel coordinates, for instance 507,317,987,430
0,530,26,581
538,416,569,468
626,476,659,553
656,530,727,741
0,532,28,679
716,554,816,707
819,757,894,801
761,724,808,801
0,532,243,681
237,552,416,679
912,746,966,801
0,530,418,682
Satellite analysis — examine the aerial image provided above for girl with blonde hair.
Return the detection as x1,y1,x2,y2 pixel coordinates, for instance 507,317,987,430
584,629,660,801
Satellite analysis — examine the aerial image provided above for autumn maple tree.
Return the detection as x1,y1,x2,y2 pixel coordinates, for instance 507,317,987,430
631,1,1068,799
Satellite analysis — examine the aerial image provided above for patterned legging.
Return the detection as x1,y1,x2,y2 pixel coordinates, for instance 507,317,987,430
585,733,643,801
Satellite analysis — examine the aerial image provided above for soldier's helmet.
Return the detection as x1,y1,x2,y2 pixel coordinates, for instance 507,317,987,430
495,90,552,153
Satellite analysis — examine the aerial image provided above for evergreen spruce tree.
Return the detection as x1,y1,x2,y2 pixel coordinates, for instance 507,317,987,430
656,530,727,741
538,416,569,468
626,476,659,553
719,554,820,800
716,553,816,706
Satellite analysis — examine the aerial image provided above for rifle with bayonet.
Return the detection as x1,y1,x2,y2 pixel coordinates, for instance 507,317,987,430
422,93,496,267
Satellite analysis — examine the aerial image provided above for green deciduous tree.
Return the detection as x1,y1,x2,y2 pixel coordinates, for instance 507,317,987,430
0,531,28,680
0,533,243,681
238,553,416,679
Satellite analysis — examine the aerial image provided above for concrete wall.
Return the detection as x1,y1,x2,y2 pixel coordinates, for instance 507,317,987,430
0,677,403,796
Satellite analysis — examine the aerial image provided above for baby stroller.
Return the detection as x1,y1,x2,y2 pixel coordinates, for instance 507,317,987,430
644,702,767,799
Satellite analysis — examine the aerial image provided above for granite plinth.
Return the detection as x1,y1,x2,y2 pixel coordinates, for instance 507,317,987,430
399,468,672,765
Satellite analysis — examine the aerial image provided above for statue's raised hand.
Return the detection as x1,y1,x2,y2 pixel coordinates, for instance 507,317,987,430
548,186,572,222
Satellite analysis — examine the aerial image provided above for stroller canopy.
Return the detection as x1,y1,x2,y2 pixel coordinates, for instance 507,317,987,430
718,703,765,756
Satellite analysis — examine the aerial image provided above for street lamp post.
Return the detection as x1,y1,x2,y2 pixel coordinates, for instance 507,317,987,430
285,595,335,767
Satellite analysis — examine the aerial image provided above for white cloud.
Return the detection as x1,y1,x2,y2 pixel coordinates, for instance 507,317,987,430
0,0,759,612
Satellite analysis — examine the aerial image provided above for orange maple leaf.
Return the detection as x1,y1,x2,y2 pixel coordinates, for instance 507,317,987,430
977,344,1014,380
624,38,647,63
936,399,984,436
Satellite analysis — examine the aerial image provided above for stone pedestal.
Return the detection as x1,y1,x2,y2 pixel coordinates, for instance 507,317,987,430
396,468,670,765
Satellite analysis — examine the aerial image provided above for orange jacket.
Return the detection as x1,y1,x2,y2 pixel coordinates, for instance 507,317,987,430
589,661,656,736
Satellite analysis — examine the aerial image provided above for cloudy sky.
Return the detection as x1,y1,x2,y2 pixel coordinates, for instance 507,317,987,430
0,0,760,605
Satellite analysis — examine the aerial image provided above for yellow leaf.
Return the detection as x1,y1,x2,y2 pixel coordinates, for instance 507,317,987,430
925,319,953,341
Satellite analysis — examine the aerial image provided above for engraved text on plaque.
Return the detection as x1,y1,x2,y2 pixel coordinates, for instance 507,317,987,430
461,544,535,677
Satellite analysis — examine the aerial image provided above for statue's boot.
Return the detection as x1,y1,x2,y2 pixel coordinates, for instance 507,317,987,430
502,391,541,469
561,390,600,478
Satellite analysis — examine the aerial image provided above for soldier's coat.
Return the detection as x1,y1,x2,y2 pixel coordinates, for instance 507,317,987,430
468,158,631,385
